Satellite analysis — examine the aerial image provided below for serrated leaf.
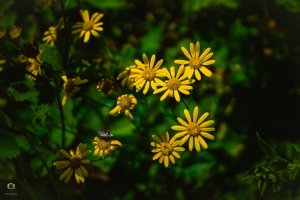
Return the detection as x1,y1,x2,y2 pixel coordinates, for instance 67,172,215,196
256,132,279,159
0,136,21,159
7,81,39,103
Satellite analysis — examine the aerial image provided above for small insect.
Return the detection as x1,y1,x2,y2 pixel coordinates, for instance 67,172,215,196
97,129,113,139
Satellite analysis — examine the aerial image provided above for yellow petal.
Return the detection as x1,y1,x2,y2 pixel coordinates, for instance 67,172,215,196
184,109,192,123
160,90,170,101
80,166,89,177
195,69,201,80
164,156,169,167
200,67,212,77
198,136,208,149
195,41,200,57
83,31,90,43
181,47,191,59
171,125,186,131
174,131,188,138
143,81,150,94
194,137,201,152
188,136,194,151
193,106,199,122
197,112,209,124
172,151,180,158
199,48,211,60
153,152,162,160
203,60,215,65
200,132,215,140
169,155,175,164
180,134,190,145
177,117,189,126
174,90,180,102
190,42,195,58
200,120,214,128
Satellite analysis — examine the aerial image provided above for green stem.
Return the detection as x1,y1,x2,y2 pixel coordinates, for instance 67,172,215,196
59,0,69,70
57,94,66,148
24,133,62,200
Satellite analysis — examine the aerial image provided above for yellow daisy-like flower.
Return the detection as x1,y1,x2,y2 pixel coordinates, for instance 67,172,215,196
26,52,42,80
42,26,57,46
117,65,137,89
93,136,122,159
61,75,88,106
109,94,137,120
175,41,215,80
9,25,22,39
151,132,185,167
72,10,104,43
129,54,165,94
42,18,64,46
153,65,195,102
171,106,215,152
53,143,91,184
96,78,115,95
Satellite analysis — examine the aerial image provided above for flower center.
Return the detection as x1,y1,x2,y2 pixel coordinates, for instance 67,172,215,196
69,157,82,169
83,21,94,31
167,78,181,90
190,58,202,69
187,122,200,136
118,96,133,110
96,139,111,150
142,68,155,81
65,81,76,94
160,142,172,155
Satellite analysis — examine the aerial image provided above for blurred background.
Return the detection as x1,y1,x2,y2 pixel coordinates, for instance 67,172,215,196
0,0,300,199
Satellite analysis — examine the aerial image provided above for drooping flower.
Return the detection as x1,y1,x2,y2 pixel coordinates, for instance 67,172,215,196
151,132,185,167
153,65,195,102
42,18,64,46
109,94,137,120
53,143,91,184
26,52,42,80
117,65,137,89
129,54,165,94
175,41,215,80
9,25,22,39
171,106,215,152
61,75,88,105
93,136,122,159
72,10,104,43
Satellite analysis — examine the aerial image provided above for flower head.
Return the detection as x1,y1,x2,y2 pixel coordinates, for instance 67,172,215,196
129,54,165,94
153,65,195,102
93,136,122,159
171,106,215,152
26,52,42,80
72,10,104,43
151,132,185,167
96,78,115,95
42,18,64,46
53,143,91,184
117,65,137,89
109,94,137,120
61,75,88,105
18,54,27,63
9,25,22,39
175,41,215,80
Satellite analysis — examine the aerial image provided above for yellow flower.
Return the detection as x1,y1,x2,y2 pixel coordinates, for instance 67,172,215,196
153,65,195,102
53,143,91,184
61,75,88,106
26,52,42,80
42,18,64,46
117,65,136,89
151,132,185,167
42,26,57,46
175,41,215,80
129,54,165,94
18,54,27,63
9,25,22,39
171,106,215,152
93,136,122,159
0,29,6,38
72,10,104,43
109,94,137,121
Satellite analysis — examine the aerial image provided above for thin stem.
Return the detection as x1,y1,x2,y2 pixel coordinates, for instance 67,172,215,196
59,0,69,70
24,133,62,200
57,94,66,148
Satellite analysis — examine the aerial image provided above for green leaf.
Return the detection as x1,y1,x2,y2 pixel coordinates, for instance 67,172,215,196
260,181,267,196
7,81,39,103
140,27,162,53
0,136,21,159
0,160,16,180
256,132,279,159
86,0,126,9
40,44,63,69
